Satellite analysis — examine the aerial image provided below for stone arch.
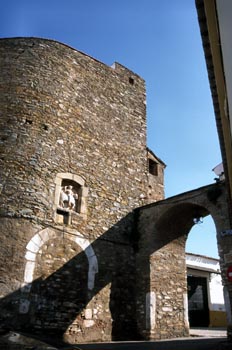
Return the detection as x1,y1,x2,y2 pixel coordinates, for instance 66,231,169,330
153,202,210,248
135,182,231,340
23,227,98,291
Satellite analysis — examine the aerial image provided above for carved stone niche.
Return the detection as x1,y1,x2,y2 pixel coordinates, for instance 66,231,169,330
54,173,88,224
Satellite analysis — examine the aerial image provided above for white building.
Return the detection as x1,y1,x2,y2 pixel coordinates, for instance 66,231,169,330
186,253,226,327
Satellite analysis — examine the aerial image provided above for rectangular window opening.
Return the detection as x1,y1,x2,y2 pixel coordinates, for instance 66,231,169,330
149,159,158,176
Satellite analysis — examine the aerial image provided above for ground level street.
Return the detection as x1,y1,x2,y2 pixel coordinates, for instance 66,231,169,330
0,329,230,350
77,339,230,350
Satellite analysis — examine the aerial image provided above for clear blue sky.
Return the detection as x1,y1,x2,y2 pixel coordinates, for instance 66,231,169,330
0,0,221,257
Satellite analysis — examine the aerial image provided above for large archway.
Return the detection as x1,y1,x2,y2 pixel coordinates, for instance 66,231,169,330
186,215,218,258
186,215,227,328
135,182,232,340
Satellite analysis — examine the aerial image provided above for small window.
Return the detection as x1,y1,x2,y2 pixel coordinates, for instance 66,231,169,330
129,77,134,85
148,159,158,176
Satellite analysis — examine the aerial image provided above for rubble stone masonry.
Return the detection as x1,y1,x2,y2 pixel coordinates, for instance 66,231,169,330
2,37,230,345
0,37,164,343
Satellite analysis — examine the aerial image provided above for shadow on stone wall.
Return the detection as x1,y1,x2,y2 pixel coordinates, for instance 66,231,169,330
0,212,146,344
1,194,215,344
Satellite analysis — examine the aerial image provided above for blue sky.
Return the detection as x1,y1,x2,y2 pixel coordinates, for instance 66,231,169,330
0,0,221,257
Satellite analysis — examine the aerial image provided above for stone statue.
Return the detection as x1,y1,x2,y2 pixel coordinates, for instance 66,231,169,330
59,185,78,210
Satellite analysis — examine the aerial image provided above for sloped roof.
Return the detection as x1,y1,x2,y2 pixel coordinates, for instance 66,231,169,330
147,147,166,167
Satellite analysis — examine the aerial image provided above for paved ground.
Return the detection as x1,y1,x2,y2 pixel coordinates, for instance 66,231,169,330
0,329,230,350
77,338,230,350
76,330,229,350
189,327,227,338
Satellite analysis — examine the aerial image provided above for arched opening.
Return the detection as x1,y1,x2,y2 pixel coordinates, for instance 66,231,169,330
136,203,210,339
30,235,89,332
136,200,223,339
20,228,99,337
136,182,230,340
186,215,226,328
186,215,218,258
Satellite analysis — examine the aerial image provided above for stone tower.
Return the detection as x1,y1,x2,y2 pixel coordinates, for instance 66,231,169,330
0,38,165,343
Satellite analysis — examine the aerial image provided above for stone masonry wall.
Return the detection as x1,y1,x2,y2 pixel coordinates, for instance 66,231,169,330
0,37,153,342
147,149,165,203
136,182,231,340
0,37,148,224
1,38,231,344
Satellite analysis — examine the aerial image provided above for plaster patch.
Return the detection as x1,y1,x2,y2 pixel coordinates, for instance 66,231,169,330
146,292,156,330
183,293,189,328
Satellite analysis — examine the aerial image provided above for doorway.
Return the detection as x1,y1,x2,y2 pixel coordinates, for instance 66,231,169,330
187,275,209,327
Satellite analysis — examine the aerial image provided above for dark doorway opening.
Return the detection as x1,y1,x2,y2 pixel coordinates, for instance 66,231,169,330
187,275,209,327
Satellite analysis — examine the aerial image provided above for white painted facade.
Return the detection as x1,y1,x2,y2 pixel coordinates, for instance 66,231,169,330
186,253,226,327
216,0,232,132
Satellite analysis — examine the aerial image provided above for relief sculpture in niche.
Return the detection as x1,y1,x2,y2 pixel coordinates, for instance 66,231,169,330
59,185,79,211
54,174,87,224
